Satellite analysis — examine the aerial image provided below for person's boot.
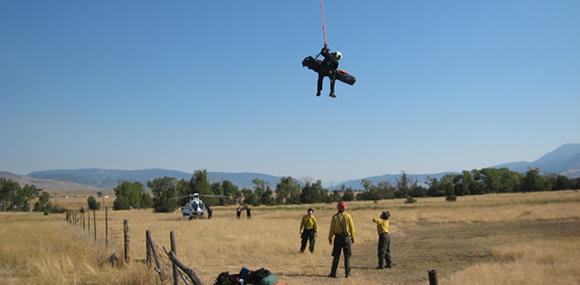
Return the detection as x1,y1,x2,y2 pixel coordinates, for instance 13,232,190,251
376,258,384,269
329,92,336,98
316,91,321,96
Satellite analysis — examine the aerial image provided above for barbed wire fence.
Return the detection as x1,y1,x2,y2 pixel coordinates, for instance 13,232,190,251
65,209,203,285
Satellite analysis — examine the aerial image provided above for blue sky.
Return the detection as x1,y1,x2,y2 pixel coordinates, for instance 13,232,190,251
1,1,579,184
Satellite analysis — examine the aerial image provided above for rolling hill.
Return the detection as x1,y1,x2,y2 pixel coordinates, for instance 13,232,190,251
0,171,104,191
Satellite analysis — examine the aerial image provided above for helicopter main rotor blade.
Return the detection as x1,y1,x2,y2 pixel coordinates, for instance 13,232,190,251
169,195,196,200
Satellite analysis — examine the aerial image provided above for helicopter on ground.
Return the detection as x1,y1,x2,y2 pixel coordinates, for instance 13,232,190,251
170,193,228,219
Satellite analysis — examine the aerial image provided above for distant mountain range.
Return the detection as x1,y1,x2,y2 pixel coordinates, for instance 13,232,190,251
334,143,580,189
0,171,104,192
1,143,578,191
491,143,580,174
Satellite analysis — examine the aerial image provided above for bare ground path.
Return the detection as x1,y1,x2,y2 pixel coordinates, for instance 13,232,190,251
291,219,580,284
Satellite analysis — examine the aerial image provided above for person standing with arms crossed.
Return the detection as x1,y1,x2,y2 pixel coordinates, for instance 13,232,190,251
373,211,392,269
328,202,355,278
299,208,318,253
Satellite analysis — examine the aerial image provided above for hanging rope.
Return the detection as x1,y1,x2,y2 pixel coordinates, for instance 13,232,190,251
320,0,327,48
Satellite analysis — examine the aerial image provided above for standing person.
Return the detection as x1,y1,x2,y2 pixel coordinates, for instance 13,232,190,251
207,206,213,220
372,211,392,269
246,206,252,219
299,208,318,253
328,202,355,278
237,206,241,219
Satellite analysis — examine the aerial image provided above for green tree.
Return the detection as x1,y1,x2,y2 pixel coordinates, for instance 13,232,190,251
426,176,445,197
395,171,418,198
141,192,153,208
300,182,317,204
357,179,381,201
252,179,266,202
343,187,355,201
300,180,326,203
276,177,301,204
377,181,395,199
87,196,101,210
499,168,522,193
241,188,257,206
470,169,486,194
113,181,145,210
209,182,224,207
148,177,181,213
481,168,501,193
0,178,37,211
34,191,51,212
520,168,546,192
190,170,214,204
550,174,571,190
259,187,274,205
220,180,240,205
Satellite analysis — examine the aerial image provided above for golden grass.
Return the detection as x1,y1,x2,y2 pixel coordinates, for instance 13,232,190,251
2,190,579,284
442,237,580,285
0,213,155,285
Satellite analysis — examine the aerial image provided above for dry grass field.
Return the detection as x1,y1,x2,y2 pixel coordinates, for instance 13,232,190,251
1,190,579,285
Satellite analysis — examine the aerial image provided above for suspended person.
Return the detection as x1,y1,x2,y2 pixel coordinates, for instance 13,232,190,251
299,208,318,253
328,202,355,278
302,47,356,98
372,211,392,269
317,46,342,98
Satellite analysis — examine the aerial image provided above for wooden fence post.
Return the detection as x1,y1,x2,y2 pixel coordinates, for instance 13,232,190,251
124,219,130,263
83,211,85,231
428,270,438,285
105,207,109,246
87,209,91,233
146,230,152,268
93,210,97,242
171,231,178,285
148,232,163,281
163,246,204,285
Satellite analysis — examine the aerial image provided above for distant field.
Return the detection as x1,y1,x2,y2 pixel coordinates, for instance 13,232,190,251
1,190,579,284
43,190,117,209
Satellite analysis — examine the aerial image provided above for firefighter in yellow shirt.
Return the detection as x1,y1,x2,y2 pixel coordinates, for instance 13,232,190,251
328,202,355,278
372,211,392,269
299,208,318,253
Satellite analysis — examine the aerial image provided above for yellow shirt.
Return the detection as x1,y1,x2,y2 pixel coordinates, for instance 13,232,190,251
300,214,318,232
328,211,355,240
372,217,389,235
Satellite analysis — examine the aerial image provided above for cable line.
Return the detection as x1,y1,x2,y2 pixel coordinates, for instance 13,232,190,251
320,0,327,48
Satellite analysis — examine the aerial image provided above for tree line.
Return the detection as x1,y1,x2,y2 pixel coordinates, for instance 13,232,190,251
2,167,579,214
111,167,580,212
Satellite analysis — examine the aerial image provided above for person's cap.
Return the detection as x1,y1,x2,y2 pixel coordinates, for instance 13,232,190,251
337,202,346,211
307,208,314,212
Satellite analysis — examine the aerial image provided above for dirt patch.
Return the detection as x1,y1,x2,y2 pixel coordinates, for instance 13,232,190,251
320,219,580,284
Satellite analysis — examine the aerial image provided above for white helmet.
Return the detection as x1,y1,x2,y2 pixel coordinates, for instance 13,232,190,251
334,51,342,60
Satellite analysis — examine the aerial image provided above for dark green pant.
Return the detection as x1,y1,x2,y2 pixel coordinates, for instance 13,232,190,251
330,235,352,277
378,233,391,267
300,228,316,253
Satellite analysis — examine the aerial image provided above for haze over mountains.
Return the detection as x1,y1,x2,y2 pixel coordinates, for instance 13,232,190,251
2,144,579,191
